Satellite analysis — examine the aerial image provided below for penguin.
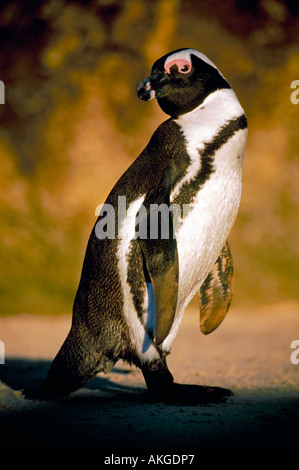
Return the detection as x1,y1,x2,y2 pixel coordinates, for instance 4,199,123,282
39,48,247,404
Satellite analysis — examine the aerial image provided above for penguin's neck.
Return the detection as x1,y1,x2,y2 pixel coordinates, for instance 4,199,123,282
170,88,246,202
173,88,245,145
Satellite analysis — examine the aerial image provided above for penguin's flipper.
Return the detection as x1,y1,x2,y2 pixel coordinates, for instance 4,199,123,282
137,167,179,346
199,240,234,335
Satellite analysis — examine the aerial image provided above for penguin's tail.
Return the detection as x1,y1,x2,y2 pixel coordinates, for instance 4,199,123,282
36,329,115,401
37,356,83,400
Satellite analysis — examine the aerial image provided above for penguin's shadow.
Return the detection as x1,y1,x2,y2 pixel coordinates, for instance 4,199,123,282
0,357,147,401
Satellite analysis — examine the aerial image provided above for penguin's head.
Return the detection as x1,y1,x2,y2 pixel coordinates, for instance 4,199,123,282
137,48,230,118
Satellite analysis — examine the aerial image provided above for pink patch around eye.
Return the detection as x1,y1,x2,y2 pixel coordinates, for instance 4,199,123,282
164,58,191,74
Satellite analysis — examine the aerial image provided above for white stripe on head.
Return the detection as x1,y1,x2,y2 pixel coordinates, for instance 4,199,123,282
164,49,224,77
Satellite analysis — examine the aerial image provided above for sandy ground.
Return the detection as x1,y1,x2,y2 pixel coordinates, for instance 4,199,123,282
0,301,298,453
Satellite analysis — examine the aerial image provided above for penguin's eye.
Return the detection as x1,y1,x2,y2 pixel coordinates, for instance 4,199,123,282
179,64,191,74
164,58,192,75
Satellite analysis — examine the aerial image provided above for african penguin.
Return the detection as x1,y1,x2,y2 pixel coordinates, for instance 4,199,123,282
38,48,247,404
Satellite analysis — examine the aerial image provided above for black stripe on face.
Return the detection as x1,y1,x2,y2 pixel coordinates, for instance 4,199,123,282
173,114,247,207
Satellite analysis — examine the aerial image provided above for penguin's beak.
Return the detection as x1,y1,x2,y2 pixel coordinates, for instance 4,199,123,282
137,72,170,101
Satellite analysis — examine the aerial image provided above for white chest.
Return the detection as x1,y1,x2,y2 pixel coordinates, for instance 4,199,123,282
161,90,247,350
172,128,246,316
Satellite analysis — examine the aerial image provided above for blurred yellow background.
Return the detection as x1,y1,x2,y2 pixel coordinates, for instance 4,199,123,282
0,0,298,315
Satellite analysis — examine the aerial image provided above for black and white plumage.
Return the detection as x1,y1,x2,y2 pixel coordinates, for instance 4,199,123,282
39,48,247,404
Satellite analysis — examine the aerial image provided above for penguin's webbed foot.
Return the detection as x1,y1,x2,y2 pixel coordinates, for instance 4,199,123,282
149,382,233,405
141,357,232,405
